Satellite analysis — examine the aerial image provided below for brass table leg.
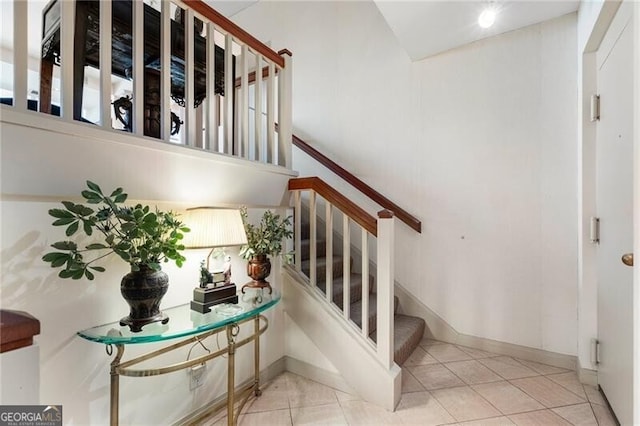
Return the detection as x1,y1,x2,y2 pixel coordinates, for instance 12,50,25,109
227,324,239,426
109,344,125,426
254,316,262,397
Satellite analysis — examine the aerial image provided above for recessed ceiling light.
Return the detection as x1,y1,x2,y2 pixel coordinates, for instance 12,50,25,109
478,7,497,28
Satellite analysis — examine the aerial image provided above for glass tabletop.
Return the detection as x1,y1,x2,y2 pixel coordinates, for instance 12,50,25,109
77,289,280,345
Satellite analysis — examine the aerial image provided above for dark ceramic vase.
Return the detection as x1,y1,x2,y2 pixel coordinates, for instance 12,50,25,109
119,265,170,332
242,255,273,294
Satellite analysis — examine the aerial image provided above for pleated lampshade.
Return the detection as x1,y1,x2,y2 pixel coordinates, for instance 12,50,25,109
182,207,247,249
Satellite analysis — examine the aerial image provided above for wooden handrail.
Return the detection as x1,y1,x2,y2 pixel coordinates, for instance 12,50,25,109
289,177,378,236
184,0,285,68
0,310,41,353
292,135,422,233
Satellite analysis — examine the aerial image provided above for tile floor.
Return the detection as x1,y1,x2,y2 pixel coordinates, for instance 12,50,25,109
203,339,619,426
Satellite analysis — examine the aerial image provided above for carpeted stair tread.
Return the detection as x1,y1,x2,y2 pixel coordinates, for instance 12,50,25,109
298,207,426,370
301,256,344,281
369,314,426,366
316,273,372,307
349,294,399,334
299,239,327,262
349,293,379,334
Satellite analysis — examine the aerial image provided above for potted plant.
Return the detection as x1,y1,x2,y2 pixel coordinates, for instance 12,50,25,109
238,207,293,294
42,181,189,332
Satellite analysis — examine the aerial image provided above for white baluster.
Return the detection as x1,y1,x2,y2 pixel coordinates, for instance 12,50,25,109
294,191,302,273
254,55,264,162
130,0,144,134
224,34,234,155
60,0,75,121
343,214,351,321
309,192,317,287
206,23,218,151
361,229,369,338
266,62,276,164
99,0,113,129
12,0,27,112
326,202,334,304
185,8,196,146
240,44,249,158
160,1,171,141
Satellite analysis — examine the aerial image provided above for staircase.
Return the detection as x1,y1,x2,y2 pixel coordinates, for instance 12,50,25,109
298,219,425,366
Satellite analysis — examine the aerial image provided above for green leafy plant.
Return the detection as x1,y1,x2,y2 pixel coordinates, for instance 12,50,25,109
238,207,293,261
42,181,190,280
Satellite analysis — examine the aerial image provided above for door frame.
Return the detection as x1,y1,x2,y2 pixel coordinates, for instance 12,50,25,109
577,0,639,423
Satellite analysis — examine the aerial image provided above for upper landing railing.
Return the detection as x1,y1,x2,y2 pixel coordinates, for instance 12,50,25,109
4,0,292,168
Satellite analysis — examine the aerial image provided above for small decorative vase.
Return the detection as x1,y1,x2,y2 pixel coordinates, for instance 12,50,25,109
242,255,273,294
119,265,170,332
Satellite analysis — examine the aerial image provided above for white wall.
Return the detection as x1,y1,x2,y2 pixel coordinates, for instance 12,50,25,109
234,1,579,356
0,112,292,424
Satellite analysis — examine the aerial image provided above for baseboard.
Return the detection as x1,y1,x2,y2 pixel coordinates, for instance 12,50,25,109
172,357,286,425
394,282,460,342
455,334,576,371
395,282,578,372
577,359,598,387
284,355,355,394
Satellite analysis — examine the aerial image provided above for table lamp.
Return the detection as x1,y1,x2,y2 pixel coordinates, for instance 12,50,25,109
182,207,247,313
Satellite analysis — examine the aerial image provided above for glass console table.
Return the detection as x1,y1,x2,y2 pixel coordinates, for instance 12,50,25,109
78,290,281,426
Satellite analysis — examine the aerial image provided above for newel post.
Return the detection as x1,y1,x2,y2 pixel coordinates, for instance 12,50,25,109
277,49,293,169
376,209,395,369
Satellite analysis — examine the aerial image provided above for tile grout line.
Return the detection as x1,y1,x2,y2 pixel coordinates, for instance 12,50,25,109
435,358,517,419
246,351,613,426
545,372,590,401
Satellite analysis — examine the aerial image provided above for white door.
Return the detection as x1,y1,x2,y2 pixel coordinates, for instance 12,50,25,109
596,3,635,425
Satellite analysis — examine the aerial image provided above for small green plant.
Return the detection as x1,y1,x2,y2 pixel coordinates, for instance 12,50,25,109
238,207,293,261
42,181,190,280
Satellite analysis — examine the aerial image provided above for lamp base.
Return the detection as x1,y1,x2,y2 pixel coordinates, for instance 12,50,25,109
190,283,238,313
190,295,239,314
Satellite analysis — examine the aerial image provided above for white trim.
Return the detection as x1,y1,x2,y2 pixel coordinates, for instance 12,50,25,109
284,356,355,395
0,108,296,178
283,266,401,410
578,358,599,387
395,282,579,372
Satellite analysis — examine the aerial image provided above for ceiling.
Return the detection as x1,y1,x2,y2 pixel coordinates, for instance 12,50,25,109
373,0,579,60
208,0,579,62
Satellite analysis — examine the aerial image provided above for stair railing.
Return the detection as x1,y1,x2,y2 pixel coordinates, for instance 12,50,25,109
292,134,421,233
6,0,292,168
289,177,396,368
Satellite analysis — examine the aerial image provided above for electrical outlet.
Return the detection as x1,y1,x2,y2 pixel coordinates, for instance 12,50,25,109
189,363,206,390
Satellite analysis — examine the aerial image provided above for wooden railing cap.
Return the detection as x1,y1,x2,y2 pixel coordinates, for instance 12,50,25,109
378,209,394,219
289,177,377,236
0,310,41,353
